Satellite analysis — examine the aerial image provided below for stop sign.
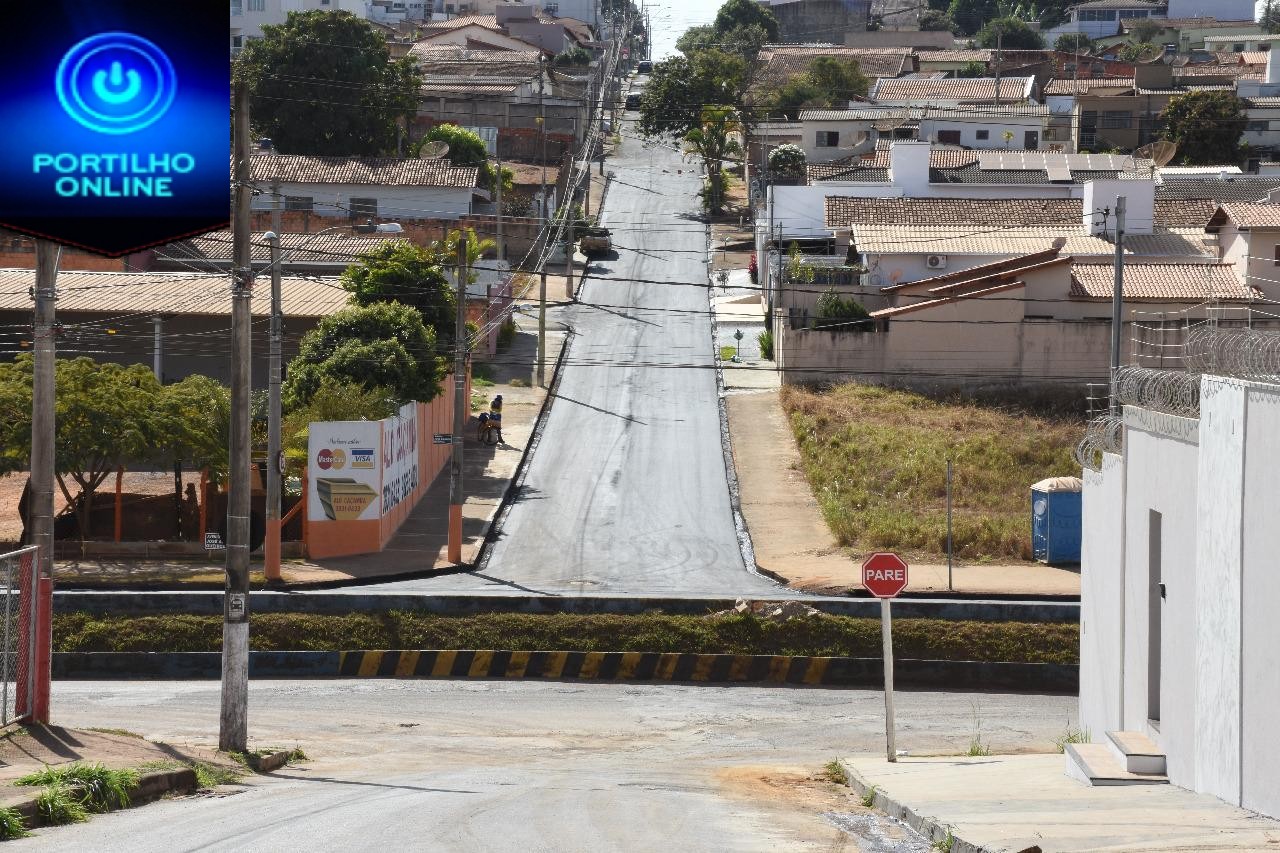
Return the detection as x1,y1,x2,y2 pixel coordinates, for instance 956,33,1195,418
862,552,909,598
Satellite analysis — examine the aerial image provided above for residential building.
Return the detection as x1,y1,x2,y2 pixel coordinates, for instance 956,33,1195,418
1043,0,1165,43
1203,33,1277,53
796,106,1054,163
756,0,872,45
869,76,1038,106
1111,16,1262,51
1078,356,1280,820
1206,203,1280,301
230,0,369,55
416,6,594,54
247,153,481,221
154,230,408,275
751,45,915,106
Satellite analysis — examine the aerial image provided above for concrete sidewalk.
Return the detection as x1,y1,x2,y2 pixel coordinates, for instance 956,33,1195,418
726,389,1081,597
841,753,1280,852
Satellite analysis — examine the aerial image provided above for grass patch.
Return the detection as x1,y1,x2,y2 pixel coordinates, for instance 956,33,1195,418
822,760,847,785
470,391,489,412
509,377,531,388
16,763,138,813
780,383,1080,561
140,758,247,789
1053,724,1091,753
0,807,27,839
54,612,1078,664
931,827,955,852
471,362,496,388
860,784,877,808
32,785,89,825
85,727,143,739
719,345,737,362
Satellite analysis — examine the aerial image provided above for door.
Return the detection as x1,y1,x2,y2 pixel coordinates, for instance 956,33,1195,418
1024,130,1039,149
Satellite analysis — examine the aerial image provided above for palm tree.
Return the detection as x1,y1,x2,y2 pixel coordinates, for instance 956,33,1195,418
683,105,743,215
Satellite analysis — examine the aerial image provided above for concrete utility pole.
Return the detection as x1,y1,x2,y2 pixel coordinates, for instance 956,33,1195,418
447,234,468,564
264,230,283,583
152,316,163,380
1110,196,1127,412
495,150,504,261
537,55,549,388
221,80,253,753
993,25,1003,111
30,241,60,584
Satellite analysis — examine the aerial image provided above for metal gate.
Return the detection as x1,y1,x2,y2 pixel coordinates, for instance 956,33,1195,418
0,546,39,725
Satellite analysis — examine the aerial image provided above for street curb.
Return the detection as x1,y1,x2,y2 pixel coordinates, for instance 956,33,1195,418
12,768,197,830
837,759,988,853
52,651,1077,692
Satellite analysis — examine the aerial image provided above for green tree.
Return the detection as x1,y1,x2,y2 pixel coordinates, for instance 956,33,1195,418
284,302,443,408
154,375,230,475
768,143,807,182
1264,0,1280,34
771,57,869,119
1160,91,1248,165
977,16,1045,49
282,377,397,457
955,60,987,78
1128,18,1162,44
713,0,779,41
342,241,455,344
675,24,717,56
638,50,750,139
414,124,509,194
1117,42,1157,62
918,9,958,32
235,11,421,155
947,0,999,36
1054,33,1093,53
684,106,743,214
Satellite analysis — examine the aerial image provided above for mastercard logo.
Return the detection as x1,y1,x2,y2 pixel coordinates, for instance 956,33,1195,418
316,448,347,470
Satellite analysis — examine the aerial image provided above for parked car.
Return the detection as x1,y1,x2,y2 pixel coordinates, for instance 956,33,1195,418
578,226,612,257
637,59,652,73
625,91,643,110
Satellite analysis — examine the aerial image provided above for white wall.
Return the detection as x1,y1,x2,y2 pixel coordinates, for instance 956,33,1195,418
918,116,1048,150
1079,451,1126,743
250,182,473,220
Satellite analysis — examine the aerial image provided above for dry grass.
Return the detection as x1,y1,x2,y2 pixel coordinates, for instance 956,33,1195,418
780,383,1080,561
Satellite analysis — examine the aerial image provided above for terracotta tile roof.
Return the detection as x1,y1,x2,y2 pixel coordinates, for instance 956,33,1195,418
1154,199,1219,228
0,269,348,317
825,197,1080,229
1207,203,1280,228
1070,263,1257,300
249,153,479,189
915,50,993,64
1043,77,1135,95
754,46,913,91
1238,51,1269,65
411,45,543,77
805,163,890,183
871,76,1034,103
850,225,1208,258
157,231,405,265
882,250,1071,293
1123,16,1257,29
420,13,503,32
870,281,1027,318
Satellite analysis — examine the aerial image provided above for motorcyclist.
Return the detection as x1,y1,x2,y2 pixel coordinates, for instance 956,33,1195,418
489,395,504,443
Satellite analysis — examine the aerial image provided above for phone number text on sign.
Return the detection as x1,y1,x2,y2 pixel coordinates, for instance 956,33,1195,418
382,464,418,513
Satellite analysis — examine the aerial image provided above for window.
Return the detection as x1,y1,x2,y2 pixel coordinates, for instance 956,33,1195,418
285,196,314,211
975,129,989,140
349,197,378,219
936,129,961,145
1273,244,1280,267
230,0,242,14
815,130,839,148
1081,110,1098,128
247,0,264,10
1233,44,1245,53
1247,120,1269,133
1101,110,1132,129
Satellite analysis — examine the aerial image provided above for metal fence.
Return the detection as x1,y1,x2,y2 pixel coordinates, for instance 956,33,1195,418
0,547,38,726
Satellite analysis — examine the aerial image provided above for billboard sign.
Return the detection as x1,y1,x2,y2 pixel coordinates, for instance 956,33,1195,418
308,421,382,522
0,1,230,255
381,403,419,514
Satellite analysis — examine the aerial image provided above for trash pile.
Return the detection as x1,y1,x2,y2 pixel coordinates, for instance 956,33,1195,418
708,598,822,621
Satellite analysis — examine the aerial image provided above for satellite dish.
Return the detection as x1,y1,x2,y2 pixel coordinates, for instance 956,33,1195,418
1133,44,1164,64
1135,140,1178,175
419,141,450,159
873,113,906,134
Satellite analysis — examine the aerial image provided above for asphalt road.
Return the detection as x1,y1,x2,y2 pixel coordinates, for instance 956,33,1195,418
387,123,778,596
28,680,1076,852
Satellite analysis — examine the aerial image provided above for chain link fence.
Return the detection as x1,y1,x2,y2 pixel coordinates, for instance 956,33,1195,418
0,547,39,726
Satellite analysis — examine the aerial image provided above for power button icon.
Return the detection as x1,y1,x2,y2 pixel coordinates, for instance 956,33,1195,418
56,32,176,135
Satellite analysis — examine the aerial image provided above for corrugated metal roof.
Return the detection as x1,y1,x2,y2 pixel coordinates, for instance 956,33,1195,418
157,231,406,264
1070,263,1256,300
916,50,993,63
1043,78,1135,95
850,225,1208,257
0,269,348,318
871,281,1027,318
249,153,478,189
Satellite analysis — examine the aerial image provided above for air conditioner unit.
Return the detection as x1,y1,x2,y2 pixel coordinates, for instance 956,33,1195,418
926,254,948,269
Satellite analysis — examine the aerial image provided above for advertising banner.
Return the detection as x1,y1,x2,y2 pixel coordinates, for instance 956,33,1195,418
308,422,382,523
0,1,229,255
381,403,419,516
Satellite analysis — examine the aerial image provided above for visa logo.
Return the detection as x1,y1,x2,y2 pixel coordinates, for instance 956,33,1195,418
350,448,376,469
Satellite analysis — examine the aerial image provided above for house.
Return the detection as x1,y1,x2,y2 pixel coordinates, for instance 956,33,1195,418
1077,356,1280,820
1043,0,1166,43
1203,33,1278,54
913,50,993,76
416,6,594,54
154,230,408,275
0,269,349,386
1112,16,1263,51
247,153,481,221
230,0,370,55
756,0,872,45
751,45,915,105
1206,203,1280,301
795,105,1054,163
870,76,1038,106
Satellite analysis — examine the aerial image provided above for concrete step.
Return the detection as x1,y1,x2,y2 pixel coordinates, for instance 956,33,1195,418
1065,743,1169,786
1106,730,1167,775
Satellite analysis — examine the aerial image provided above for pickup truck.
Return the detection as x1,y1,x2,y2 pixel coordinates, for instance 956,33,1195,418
578,226,612,257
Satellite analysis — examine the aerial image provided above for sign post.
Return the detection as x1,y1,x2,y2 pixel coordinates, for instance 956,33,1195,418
862,552,909,763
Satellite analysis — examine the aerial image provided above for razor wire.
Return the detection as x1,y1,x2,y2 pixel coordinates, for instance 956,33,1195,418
1184,326,1280,382
1112,366,1202,418
1074,414,1124,472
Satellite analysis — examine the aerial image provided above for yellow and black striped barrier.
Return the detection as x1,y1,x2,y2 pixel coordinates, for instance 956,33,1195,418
337,650,842,685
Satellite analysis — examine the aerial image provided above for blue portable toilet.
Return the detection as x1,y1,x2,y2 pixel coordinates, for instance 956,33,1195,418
1031,476,1083,564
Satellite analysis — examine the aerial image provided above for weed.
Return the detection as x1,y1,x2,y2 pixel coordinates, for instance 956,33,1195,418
966,700,991,757
16,763,137,813
931,827,955,852
471,363,496,388
719,345,737,362
822,760,847,785
33,784,89,825
191,761,245,789
497,319,517,350
287,747,309,762
860,785,878,808
86,727,143,739
470,391,488,412
757,329,774,360
0,806,27,839
509,377,530,388
0,726,26,741
223,751,249,768
1053,724,1091,753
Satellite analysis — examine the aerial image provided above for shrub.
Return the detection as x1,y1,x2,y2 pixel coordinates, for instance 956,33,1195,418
497,318,517,350
757,329,774,360
814,287,868,327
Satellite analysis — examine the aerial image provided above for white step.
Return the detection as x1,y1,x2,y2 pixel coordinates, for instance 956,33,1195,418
1106,730,1167,775
1065,743,1168,786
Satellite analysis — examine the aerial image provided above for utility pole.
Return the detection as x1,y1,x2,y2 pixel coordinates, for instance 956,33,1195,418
495,150,504,261
993,25,1003,111
1109,196,1126,412
30,241,60,584
264,230,282,583
537,55,549,388
152,316,163,380
221,80,253,754
447,234,468,564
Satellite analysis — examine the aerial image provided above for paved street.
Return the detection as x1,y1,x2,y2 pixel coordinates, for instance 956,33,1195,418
378,123,778,596
29,680,1075,851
